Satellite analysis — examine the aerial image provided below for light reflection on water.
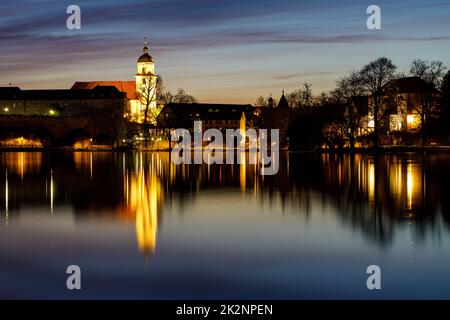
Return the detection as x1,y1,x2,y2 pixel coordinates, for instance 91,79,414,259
0,151,450,299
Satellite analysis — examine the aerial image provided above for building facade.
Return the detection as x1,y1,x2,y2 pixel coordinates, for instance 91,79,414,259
359,76,441,146
0,85,126,117
72,41,158,123
157,103,252,133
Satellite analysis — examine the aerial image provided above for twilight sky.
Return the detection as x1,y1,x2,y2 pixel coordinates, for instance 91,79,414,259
1,0,449,103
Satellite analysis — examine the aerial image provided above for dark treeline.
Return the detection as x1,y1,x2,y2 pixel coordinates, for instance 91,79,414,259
257,57,450,151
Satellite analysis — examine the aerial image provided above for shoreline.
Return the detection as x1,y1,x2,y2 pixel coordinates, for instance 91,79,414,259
1,146,450,154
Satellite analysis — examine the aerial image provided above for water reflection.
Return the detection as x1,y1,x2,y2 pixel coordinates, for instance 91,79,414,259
1,151,449,255
122,154,162,255
2,152,42,178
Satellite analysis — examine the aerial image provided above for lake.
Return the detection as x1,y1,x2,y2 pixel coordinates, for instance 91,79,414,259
1,151,450,299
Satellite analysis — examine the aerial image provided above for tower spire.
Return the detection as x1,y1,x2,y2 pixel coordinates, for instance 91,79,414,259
143,37,149,54
268,92,274,108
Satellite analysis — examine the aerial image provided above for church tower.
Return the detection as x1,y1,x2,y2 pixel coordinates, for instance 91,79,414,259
134,39,158,123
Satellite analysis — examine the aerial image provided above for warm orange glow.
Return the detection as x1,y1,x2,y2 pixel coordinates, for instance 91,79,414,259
407,114,421,130
73,139,93,149
5,170,8,224
3,152,42,175
368,161,375,204
122,155,163,255
389,162,403,197
407,164,413,210
0,137,43,148
240,152,246,192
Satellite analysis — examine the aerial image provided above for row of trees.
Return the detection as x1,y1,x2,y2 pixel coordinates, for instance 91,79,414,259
257,57,450,150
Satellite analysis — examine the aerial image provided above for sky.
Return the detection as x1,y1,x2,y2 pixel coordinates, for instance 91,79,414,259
0,0,449,103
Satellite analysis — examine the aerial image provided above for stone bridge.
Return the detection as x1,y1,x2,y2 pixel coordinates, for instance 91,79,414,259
0,115,126,147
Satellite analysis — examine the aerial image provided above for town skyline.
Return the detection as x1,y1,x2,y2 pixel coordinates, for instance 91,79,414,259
1,0,450,104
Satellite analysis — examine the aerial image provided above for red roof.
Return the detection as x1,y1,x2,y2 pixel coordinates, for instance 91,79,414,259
71,81,137,99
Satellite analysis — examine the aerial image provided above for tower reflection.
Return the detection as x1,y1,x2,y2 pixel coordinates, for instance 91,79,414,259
0,151,449,253
123,154,163,256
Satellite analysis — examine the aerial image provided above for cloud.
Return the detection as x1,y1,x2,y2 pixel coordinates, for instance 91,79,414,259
273,72,335,80
1,0,449,100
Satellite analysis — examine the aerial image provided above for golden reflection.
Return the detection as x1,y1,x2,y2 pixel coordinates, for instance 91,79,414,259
368,161,375,204
5,169,8,225
73,152,93,172
240,152,246,192
122,155,163,256
407,164,413,210
50,170,54,214
3,152,42,176
404,162,422,213
0,137,43,148
389,162,403,197
350,156,424,215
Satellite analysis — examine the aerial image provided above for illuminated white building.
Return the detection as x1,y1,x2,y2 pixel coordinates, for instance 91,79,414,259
72,40,158,123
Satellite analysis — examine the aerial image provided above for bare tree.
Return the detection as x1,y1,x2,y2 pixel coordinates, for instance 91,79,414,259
409,59,446,146
172,88,197,104
411,59,446,87
158,88,197,105
255,95,268,107
136,75,161,125
159,91,174,105
254,95,277,107
287,83,314,108
332,72,367,151
359,57,398,149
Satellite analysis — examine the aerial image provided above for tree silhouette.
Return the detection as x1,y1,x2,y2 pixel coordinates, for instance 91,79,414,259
359,57,398,149
409,59,446,146
136,75,161,125
332,72,367,151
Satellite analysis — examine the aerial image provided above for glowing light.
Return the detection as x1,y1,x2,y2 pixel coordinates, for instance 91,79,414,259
240,152,246,193
3,152,43,175
0,137,43,148
407,163,413,210
5,170,8,224
407,114,421,130
73,139,92,149
390,115,402,132
368,161,375,203
50,170,54,214
20,151,24,180
123,158,163,256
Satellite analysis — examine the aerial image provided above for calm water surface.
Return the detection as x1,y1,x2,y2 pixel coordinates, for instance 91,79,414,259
1,151,450,299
